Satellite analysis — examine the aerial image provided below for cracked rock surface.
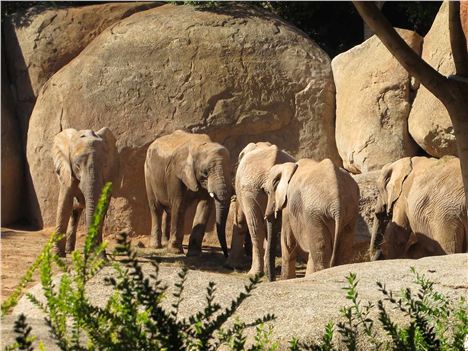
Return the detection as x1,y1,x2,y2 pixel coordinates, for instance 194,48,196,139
26,4,339,236
3,254,467,350
4,2,160,142
332,28,421,174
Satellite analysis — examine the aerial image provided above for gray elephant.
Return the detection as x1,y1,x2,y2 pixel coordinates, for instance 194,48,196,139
52,127,118,257
227,142,295,275
371,156,467,260
264,159,359,281
144,130,231,257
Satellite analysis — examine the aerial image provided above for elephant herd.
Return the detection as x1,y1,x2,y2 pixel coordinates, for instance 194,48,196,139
52,128,468,281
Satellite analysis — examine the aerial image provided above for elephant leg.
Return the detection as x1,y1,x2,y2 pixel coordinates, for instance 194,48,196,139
65,194,85,254
187,199,213,256
55,186,75,257
281,211,297,279
145,179,164,248
306,223,331,274
227,203,248,268
167,198,186,254
161,210,171,246
335,220,355,266
150,206,164,249
243,195,267,276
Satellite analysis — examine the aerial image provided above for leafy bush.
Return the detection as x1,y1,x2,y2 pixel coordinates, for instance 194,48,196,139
3,183,467,350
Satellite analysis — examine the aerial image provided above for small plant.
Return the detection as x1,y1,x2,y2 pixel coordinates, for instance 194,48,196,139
4,183,276,351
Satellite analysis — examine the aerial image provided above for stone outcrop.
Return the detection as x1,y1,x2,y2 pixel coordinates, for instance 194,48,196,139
26,4,340,236
332,29,422,174
462,2,468,46
3,2,160,141
408,2,466,158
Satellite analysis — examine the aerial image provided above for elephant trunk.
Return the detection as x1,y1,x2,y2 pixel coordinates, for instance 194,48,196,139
370,211,389,261
82,168,105,247
208,166,231,257
215,199,229,257
266,216,280,282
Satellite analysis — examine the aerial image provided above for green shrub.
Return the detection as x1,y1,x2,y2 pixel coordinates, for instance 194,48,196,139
3,183,467,350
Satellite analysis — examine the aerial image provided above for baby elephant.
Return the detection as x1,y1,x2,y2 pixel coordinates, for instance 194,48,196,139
264,159,359,281
52,127,118,257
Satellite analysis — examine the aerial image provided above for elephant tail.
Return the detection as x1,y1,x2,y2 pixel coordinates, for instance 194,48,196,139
329,215,341,268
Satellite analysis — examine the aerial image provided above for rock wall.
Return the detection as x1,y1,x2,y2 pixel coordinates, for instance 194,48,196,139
26,4,340,236
3,2,161,142
332,29,422,174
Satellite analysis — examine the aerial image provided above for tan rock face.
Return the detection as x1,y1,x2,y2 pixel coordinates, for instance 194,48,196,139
461,1,468,49
3,2,160,140
332,29,422,174
408,2,462,158
26,4,339,236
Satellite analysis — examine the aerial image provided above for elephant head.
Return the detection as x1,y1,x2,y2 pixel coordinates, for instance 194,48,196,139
264,162,298,281
173,141,232,257
53,127,117,233
370,158,413,260
264,162,298,220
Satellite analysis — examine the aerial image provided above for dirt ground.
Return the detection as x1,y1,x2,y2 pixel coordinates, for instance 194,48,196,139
1,226,51,301
2,222,366,304
0,225,257,303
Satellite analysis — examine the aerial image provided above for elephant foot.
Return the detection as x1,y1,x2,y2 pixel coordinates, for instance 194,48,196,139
247,268,263,276
186,249,202,257
150,240,164,249
167,243,184,255
55,251,67,258
225,256,244,269
54,246,66,258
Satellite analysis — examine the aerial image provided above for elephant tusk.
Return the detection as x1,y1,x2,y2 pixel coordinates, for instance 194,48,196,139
274,210,278,219
209,192,215,198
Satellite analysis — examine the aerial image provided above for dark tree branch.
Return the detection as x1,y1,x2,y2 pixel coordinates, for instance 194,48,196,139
449,1,468,77
353,1,449,100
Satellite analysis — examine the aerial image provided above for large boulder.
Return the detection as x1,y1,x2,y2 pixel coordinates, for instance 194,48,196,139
332,29,422,174
26,4,340,236
408,2,467,158
4,254,467,349
3,2,160,141
1,54,24,226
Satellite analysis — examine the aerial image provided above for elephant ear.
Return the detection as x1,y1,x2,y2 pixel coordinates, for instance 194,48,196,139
52,129,77,187
173,144,199,192
381,158,413,214
96,127,118,181
275,162,298,212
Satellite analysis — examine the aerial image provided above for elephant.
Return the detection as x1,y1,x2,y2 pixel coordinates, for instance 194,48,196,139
264,158,359,281
52,127,118,257
227,141,295,275
144,130,231,257
370,156,467,260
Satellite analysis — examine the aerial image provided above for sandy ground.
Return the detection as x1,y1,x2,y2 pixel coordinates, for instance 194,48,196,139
0,225,256,303
1,226,51,301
